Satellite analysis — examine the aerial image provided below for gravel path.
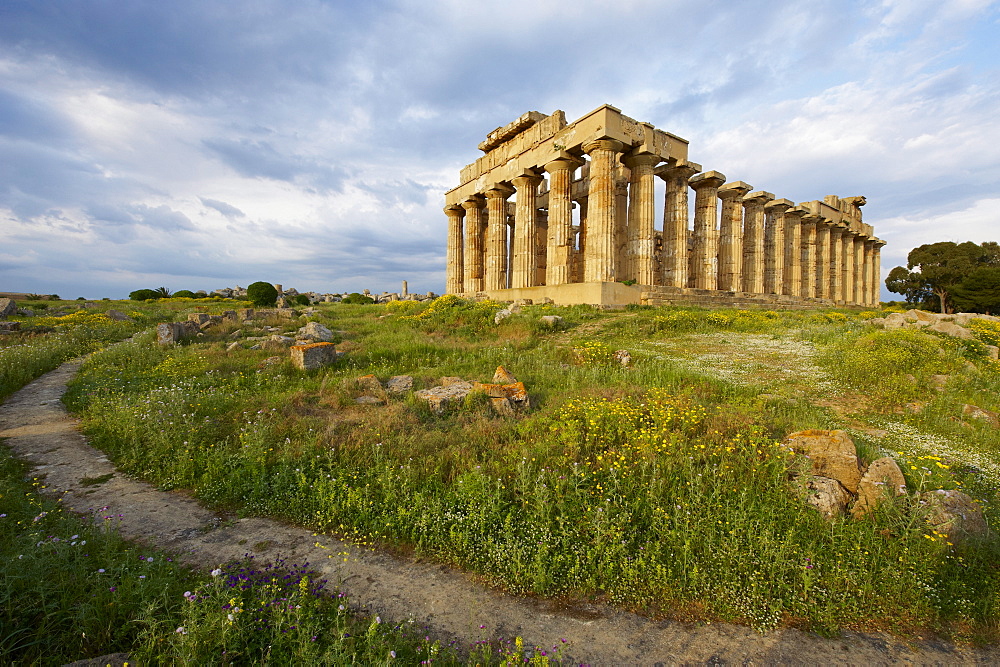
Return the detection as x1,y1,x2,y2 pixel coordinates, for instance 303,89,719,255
2,362,997,665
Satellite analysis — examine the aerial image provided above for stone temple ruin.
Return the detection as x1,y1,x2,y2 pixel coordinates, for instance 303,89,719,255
444,105,884,307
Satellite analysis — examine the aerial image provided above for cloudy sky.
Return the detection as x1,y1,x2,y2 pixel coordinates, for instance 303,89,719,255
2,0,998,299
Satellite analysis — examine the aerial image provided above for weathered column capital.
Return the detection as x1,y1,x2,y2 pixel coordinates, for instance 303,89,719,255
743,190,775,207
484,183,515,199
719,181,752,201
622,152,662,170
689,170,727,190
655,160,701,181
764,198,794,214
543,156,585,173
444,203,465,215
511,171,543,189
801,213,824,227
582,139,625,155
460,195,486,210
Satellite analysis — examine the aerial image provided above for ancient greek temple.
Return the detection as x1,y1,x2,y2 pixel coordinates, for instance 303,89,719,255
444,105,884,308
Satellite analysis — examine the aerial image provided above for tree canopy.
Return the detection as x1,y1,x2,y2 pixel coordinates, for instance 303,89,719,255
246,281,278,307
885,241,1000,313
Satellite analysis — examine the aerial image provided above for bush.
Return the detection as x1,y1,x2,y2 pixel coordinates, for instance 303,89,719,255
246,282,278,307
292,294,311,306
129,289,160,301
172,290,197,299
341,292,375,305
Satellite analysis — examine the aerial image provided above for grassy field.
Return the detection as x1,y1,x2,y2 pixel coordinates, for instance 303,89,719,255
3,296,1000,660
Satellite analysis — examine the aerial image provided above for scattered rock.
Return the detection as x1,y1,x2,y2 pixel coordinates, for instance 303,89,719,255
962,404,1000,427
269,335,296,346
919,489,990,541
492,365,518,384
929,321,974,339
415,382,474,414
802,476,850,520
929,375,950,391
986,345,999,360
440,376,468,387
494,309,512,324
386,375,413,394
290,342,338,370
298,321,335,343
188,313,211,325
539,315,563,326
490,397,518,417
105,309,132,321
226,341,241,352
784,430,862,494
356,374,385,398
259,356,283,367
156,322,184,345
851,457,908,518
904,402,925,414
0,298,16,319
613,350,632,367
355,396,385,406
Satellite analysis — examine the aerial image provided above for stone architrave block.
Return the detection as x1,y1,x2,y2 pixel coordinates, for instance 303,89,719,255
415,382,474,414
0,298,16,319
238,308,255,320
156,322,184,345
784,429,862,494
180,321,200,337
290,342,338,370
188,313,211,324
851,457,907,518
386,375,414,393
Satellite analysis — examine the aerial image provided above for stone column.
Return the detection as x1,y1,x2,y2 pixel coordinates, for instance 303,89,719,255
741,191,774,294
853,235,867,305
688,170,726,290
764,198,793,294
511,171,543,289
841,231,856,305
718,181,751,292
461,196,486,293
872,240,885,307
814,218,831,300
828,222,847,304
783,207,807,297
484,184,514,291
543,158,581,286
582,140,624,283
800,214,821,298
623,152,661,286
445,204,465,294
656,160,700,288
861,238,875,307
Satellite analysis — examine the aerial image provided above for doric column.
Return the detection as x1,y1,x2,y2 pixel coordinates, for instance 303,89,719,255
582,140,624,283
511,171,543,289
484,184,514,291
841,230,856,305
828,222,847,304
872,239,885,307
814,217,832,300
764,198,793,294
800,214,821,298
741,190,774,294
783,207,807,297
445,204,465,294
543,158,582,286
853,235,867,305
461,196,486,293
718,181,751,292
656,160,700,288
688,170,726,290
623,152,661,285
861,238,875,307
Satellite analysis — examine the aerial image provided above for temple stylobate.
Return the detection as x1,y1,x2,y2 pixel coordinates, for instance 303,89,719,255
444,105,885,308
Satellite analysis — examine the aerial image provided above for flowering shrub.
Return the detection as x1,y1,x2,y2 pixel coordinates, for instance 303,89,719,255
968,318,1000,347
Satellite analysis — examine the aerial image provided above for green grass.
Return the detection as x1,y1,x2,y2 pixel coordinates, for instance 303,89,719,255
53,299,1000,642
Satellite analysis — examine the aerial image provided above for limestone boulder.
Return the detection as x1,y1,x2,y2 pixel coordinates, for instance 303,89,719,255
290,342,338,370
802,476,850,520
904,309,936,324
0,298,16,319
851,457,908,518
962,404,1000,427
929,321,974,339
492,365,518,384
881,312,909,329
386,375,413,394
356,374,386,398
415,381,474,414
784,429,862,494
0,321,21,332
539,315,564,326
919,489,990,541
105,309,131,321
494,308,512,324
298,321,335,342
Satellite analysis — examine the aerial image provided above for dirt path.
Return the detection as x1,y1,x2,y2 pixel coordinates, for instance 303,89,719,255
2,362,997,665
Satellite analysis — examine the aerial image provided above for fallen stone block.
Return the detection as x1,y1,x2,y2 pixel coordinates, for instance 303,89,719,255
851,457,907,518
963,404,999,427
156,322,184,345
414,382,474,414
386,375,413,393
0,298,16,319
105,309,132,321
298,321,335,342
0,321,21,332
188,313,211,324
539,315,563,326
784,429,862,494
290,342,338,370
492,365,518,384
802,475,850,520
356,374,385,397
